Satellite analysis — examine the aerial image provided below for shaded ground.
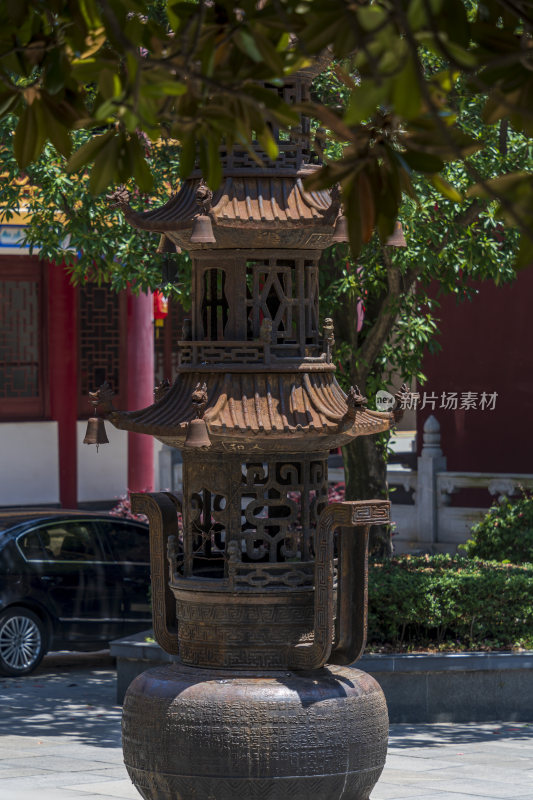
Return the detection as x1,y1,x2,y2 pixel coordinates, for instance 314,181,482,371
0,652,531,800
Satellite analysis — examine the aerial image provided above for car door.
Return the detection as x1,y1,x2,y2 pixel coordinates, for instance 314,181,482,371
30,519,123,645
97,520,152,635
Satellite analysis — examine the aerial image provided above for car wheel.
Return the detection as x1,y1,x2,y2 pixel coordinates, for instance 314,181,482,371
0,607,48,676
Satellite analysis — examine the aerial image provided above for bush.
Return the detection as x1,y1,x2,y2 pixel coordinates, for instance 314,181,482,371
460,493,533,564
367,555,533,651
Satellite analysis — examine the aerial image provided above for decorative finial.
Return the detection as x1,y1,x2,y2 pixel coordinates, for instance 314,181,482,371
191,381,208,419
195,181,213,213
154,378,171,403
88,381,115,415
323,318,335,362
107,186,131,209
347,385,368,409
339,385,368,429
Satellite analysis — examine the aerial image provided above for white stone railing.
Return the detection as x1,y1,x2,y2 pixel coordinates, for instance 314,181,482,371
387,415,533,554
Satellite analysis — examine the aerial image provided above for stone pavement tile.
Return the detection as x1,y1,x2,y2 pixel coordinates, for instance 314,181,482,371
66,778,139,798
384,754,465,772
412,777,530,798
0,765,56,778
7,789,129,800
376,768,468,786
442,763,533,785
371,781,428,799
0,755,125,773
0,770,126,791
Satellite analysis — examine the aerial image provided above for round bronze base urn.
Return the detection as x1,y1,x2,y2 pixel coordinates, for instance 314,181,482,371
122,661,388,800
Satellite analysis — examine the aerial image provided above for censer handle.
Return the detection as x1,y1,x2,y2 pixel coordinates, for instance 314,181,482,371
131,492,180,656
330,500,391,666
287,500,389,671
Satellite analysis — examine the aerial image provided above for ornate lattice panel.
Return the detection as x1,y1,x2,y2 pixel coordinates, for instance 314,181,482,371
246,257,320,356
185,487,228,578
179,455,328,580
0,279,40,401
239,458,328,563
79,283,124,414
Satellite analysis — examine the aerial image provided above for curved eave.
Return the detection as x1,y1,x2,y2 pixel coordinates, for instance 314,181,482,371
118,176,336,233
106,372,394,440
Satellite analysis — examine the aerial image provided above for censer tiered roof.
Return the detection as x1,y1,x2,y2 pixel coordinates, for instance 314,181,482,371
98,60,406,450
115,172,338,251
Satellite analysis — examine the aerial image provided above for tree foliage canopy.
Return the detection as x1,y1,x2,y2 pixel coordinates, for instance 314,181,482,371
1,0,532,264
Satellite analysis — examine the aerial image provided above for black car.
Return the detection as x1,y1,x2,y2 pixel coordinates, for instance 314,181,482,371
0,509,152,676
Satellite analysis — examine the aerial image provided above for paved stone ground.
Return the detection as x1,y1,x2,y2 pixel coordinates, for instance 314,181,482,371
0,653,531,800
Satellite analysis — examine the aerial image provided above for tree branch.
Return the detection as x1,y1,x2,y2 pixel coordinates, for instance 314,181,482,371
356,199,486,384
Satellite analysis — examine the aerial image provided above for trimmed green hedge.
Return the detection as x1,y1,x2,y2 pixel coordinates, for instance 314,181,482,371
367,555,533,651
460,494,533,564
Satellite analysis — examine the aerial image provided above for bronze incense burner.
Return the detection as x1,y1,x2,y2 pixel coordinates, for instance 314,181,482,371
97,60,407,800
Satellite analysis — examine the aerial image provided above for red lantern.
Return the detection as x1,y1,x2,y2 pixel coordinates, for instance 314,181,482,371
153,291,168,336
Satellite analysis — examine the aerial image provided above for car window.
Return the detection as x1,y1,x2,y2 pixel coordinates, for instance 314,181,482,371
38,521,104,562
18,530,48,561
99,521,150,563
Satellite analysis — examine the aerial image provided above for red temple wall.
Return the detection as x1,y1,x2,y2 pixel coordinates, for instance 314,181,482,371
417,267,533,473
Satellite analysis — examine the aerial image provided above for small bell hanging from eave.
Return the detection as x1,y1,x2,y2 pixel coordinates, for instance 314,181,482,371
183,382,211,449
184,417,211,449
190,214,216,244
83,417,109,452
331,214,349,243
83,382,114,453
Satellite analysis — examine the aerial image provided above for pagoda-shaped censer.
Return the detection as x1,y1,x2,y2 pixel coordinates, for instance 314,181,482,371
96,59,408,800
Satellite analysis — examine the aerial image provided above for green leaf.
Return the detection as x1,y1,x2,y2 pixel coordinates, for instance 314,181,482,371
0,91,19,118
401,150,445,174
234,30,263,63
392,56,422,120
89,134,120,194
125,135,153,193
41,98,72,158
13,102,47,168
179,131,197,178
343,180,363,259
466,171,531,200
206,134,222,190
142,81,187,97
432,174,463,203
99,69,122,100
257,127,279,161
66,129,115,173
344,83,388,126
515,232,533,271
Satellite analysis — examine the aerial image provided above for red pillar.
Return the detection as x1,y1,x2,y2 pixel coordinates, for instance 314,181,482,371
48,262,78,508
127,288,154,492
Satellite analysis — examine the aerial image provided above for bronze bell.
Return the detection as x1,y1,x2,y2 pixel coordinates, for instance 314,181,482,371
190,214,216,244
385,220,407,247
184,417,211,448
83,417,109,452
331,214,349,243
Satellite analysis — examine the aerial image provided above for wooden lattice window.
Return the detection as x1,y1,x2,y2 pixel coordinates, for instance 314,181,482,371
0,258,44,419
78,283,126,416
201,268,228,340
246,257,320,354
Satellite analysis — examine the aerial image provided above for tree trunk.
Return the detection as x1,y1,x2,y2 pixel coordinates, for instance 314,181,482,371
342,434,392,558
